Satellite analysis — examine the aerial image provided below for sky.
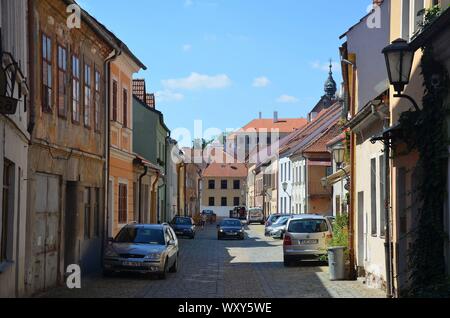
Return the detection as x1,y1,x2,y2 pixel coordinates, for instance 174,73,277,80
77,0,372,147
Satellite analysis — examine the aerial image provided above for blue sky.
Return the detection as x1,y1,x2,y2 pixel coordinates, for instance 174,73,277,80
78,0,371,146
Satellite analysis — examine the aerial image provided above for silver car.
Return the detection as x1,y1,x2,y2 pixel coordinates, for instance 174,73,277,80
103,223,179,279
283,215,333,266
265,215,291,239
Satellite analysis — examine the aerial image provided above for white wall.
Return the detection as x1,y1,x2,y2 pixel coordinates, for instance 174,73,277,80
291,157,306,214
346,0,390,110
0,0,29,298
200,206,234,219
279,157,293,214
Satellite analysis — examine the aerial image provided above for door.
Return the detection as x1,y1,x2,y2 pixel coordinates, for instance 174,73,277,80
32,173,60,292
357,192,365,267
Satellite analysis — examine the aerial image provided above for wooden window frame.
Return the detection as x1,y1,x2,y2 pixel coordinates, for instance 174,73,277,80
112,80,118,122
123,88,128,128
41,33,53,113
57,44,67,118
118,183,128,224
94,69,101,132
72,54,81,124
84,62,92,128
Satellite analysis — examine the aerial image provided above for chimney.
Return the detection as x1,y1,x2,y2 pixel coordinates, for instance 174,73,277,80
273,111,278,123
373,0,383,8
259,112,262,119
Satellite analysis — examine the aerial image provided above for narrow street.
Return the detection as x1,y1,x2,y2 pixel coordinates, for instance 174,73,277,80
39,224,385,298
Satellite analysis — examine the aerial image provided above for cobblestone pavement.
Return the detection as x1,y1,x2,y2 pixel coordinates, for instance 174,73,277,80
38,224,386,298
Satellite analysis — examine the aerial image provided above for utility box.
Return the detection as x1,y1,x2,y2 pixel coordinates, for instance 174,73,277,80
328,247,346,281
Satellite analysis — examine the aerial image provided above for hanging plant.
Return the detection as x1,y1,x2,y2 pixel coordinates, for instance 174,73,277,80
397,37,450,297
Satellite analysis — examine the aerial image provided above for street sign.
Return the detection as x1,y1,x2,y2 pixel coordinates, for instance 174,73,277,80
0,95,18,114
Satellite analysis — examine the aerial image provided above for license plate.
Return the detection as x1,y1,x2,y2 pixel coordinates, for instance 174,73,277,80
123,261,142,267
299,239,318,245
176,232,183,235
228,232,237,235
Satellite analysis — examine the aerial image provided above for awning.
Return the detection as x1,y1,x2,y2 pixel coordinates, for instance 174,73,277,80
307,159,331,166
325,166,350,186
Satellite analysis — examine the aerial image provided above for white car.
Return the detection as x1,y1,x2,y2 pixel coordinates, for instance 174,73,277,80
247,208,265,225
283,214,333,266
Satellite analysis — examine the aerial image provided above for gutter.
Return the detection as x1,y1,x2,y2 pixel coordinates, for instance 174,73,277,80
138,166,148,223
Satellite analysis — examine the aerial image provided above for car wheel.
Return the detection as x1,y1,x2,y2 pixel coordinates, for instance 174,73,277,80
169,257,178,273
158,259,169,280
283,256,293,267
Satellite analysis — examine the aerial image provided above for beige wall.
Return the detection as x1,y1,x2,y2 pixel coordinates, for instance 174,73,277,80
201,177,247,207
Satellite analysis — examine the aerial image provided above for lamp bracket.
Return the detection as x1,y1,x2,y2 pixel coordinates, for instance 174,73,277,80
394,93,420,112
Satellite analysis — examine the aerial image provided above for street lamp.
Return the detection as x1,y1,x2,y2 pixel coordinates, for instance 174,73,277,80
382,38,419,112
333,145,345,168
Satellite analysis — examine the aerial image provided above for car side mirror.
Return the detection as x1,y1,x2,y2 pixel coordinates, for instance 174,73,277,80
216,224,220,229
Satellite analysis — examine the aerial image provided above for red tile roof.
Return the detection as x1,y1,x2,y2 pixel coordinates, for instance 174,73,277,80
301,124,342,154
202,163,248,178
146,94,155,108
239,118,307,133
133,79,146,102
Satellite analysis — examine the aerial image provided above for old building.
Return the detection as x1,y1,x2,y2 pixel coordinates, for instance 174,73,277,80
0,0,30,298
340,0,391,291
108,44,146,236
132,80,170,223
227,113,307,162
25,0,116,295
201,148,247,218
387,0,450,296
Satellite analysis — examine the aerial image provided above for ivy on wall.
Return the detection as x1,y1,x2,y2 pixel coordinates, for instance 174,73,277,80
397,39,450,297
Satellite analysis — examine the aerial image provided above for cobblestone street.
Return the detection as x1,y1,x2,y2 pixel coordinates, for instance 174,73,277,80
39,224,386,298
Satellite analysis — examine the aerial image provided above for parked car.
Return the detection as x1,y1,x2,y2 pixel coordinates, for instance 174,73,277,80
202,210,217,223
247,208,265,225
103,223,179,279
170,216,196,239
283,215,333,266
266,215,291,239
230,206,247,220
217,218,245,240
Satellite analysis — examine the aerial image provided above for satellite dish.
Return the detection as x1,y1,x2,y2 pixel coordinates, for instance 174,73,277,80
0,68,7,96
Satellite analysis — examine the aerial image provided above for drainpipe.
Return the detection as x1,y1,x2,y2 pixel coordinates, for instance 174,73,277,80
103,48,121,242
27,0,35,137
384,128,394,298
138,165,148,223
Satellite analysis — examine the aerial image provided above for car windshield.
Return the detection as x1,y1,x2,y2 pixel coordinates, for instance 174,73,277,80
221,220,241,227
274,216,289,225
268,215,280,222
175,218,192,225
114,227,165,245
288,219,329,233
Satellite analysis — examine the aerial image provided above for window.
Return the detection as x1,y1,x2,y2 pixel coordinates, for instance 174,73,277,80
123,88,128,128
208,197,215,206
233,180,240,190
57,45,67,117
288,162,291,181
221,197,227,207
401,0,411,40
221,180,228,190
94,70,101,131
93,188,100,237
84,63,92,127
112,80,118,121
72,55,80,123
1,160,14,263
413,0,425,35
233,197,240,206
42,34,52,112
208,180,215,190
379,155,386,237
84,188,91,239
371,158,377,236
118,183,128,224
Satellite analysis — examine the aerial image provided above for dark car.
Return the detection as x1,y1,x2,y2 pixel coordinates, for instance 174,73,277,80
103,223,179,279
217,218,245,240
170,216,196,239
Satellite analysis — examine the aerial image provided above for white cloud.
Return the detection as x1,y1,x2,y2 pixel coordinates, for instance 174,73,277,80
252,76,270,88
155,90,185,103
162,72,232,90
310,60,340,72
182,44,192,52
184,0,193,7
276,95,299,103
